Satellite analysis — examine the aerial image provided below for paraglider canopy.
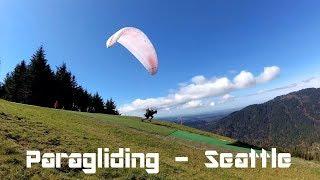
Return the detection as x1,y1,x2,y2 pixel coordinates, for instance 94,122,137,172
106,27,158,75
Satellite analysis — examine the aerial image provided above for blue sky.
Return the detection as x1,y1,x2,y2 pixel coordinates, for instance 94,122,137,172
1,0,320,116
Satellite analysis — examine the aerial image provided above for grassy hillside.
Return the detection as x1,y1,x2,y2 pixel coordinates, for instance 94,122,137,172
0,100,319,179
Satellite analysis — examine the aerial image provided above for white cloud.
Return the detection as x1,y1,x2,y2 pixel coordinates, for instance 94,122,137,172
256,66,280,83
191,75,206,84
119,66,281,115
233,71,255,88
210,102,216,106
182,100,203,109
222,94,234,100
223,94,234,100
247,76,320,97
219,94,235,104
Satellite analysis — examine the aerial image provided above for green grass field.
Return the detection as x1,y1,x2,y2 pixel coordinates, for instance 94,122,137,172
0,99,319,179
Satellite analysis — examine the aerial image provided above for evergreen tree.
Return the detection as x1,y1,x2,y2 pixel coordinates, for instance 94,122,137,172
55,63,76,109
0,82,4,98
73,86,91,112
0,46,121,115
0,61,2,98
105,98,120,115
27,47,55,107
3,74,13,100
91,92,104,113
3,60,29,103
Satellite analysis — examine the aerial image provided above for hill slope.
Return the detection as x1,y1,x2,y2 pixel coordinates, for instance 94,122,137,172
212,88,320,158
0,99,319,179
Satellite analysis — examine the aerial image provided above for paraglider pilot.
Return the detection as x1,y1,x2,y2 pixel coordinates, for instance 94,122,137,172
142,108,157,122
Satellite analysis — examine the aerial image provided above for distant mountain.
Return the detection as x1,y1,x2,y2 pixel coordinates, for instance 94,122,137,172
161,111,234,131
212,88,320,159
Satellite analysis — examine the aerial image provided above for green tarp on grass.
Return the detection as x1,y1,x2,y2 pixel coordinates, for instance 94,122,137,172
170,130,257,152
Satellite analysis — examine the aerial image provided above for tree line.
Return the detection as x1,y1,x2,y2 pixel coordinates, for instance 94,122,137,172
0,47,119,115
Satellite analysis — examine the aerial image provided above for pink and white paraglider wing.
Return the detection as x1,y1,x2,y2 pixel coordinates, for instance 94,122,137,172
106,27,158,75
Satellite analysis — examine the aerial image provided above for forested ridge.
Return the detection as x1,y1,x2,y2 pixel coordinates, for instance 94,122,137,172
0,46,119,115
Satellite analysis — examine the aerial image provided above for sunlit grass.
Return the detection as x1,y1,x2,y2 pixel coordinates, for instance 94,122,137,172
0,99,319,179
